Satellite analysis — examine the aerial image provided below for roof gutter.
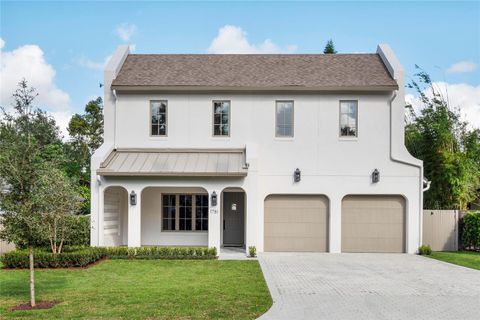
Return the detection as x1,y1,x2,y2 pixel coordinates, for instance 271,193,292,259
110,84,399,93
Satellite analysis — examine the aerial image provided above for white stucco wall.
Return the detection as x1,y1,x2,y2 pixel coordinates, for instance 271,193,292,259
91,44,423,254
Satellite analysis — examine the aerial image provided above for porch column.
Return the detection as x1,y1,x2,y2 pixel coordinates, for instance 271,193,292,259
97,183,104,246
329,195,342,253
128,189,142,247
208,189,221,250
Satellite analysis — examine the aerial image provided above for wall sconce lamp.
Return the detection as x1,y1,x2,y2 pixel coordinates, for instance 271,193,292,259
294,168,301,183
211,191,218,207
372,169,380,183
130,191,137,205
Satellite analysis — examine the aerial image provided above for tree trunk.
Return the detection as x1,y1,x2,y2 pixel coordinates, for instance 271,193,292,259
29,246,36,307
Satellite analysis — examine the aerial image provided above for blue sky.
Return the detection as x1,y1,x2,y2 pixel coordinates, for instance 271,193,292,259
1,1,479,133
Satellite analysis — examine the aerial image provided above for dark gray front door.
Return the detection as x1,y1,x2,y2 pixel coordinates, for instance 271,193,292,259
223,192,245,246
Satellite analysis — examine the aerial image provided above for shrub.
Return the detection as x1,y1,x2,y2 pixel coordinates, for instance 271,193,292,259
1,246,218,268
1,247,107,268
106,246,217,260
248,246,257,258
418,245,432,255
462,211,480,250
65,215,90,247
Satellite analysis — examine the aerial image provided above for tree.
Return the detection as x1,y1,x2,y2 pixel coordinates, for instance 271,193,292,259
323,39,337,54
33,167,81,254
0,79,69,307
67,97,103,172
66,97,103,214
405,68,480,209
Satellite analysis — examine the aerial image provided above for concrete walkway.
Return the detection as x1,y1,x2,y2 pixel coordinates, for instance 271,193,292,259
258,253,480,320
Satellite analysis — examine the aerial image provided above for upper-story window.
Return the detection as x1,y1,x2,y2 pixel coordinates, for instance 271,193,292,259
339,100,358,137
276,100,294,137
213,101,230,136
151,100,167,136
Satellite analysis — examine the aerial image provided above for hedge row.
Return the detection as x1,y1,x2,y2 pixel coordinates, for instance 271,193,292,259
1,247,108,268
1,246,217,268
106,246,217,259
462,211,480,250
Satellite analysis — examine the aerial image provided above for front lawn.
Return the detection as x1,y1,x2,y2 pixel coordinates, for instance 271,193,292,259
0,259,272,319
428,251,480,270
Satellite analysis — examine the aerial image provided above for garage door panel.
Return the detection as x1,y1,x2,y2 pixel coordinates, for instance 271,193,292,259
265,236,328,252
342,237,403,253
264,209,326,223
265,222,327,238
342,195,405,253
264,195,328,252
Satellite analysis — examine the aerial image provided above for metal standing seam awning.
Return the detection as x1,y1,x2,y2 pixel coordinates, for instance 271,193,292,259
97,148,248,177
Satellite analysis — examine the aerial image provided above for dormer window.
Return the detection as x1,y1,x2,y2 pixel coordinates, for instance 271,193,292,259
339,100,358,137
151,100,167,136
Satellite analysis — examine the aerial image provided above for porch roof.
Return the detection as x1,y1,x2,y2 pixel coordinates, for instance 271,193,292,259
97,148,248,177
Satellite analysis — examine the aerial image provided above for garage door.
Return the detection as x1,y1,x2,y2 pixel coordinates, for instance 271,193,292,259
342,195,405,253
264,195,328,252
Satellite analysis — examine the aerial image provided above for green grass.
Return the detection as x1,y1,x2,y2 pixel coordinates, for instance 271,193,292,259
428,251,480,270
0,259,272,319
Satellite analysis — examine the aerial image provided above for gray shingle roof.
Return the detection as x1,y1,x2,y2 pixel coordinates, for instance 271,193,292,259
111,54,397,91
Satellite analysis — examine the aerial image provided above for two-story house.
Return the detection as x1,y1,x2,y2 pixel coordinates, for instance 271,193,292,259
90,44,425,254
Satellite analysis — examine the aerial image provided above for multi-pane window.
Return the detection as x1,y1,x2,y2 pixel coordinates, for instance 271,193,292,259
179,195,193,231
162,195,176,231
213,101,230,136
339,100,358,137
195,195,209,231
275,101,294,137
151,100,167,136
162,194,208,231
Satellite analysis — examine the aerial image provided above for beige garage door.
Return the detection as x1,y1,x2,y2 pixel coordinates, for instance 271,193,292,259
264,195,328,252
342,195,405,253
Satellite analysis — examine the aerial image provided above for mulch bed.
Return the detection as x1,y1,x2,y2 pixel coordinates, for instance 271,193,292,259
2,257,108,270
10,300,59,311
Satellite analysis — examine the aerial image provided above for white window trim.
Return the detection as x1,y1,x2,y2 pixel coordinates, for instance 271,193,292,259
212,100,231,137
275,100,295,138
149,100,168,137
339,100,358,139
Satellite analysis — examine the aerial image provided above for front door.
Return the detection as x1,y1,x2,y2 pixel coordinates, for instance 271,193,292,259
223,192,245,247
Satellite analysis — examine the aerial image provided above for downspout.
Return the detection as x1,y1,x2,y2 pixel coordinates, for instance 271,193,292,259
113,89,118,150
388,90,425,251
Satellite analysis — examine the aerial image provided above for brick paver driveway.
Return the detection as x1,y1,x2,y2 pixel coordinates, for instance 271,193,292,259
258,253,480,320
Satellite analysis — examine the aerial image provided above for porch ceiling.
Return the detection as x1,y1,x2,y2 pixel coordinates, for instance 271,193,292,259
97,148,248,177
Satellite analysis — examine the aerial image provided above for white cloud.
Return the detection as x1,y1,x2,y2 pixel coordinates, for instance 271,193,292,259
0,38,5,49
0,38,73,137
406,82,480,129
208,25,297,54
77,55,112,71
447,61,477,74
116,23,137,42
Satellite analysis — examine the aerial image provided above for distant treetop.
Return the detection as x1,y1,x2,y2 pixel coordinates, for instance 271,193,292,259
323,39,337,54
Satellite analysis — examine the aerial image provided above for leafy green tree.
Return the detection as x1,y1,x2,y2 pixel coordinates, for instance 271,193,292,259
66,97,103,214
405,68,480,209
0,79,61,307
67,97,103,180
323,39,337,54
33,167,81,254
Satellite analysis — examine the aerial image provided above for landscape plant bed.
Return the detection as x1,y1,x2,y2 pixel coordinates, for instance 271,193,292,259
0,260,272,319
10,301,59,311
2,257,108,270
1,246,218,269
